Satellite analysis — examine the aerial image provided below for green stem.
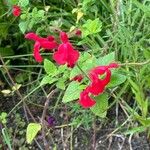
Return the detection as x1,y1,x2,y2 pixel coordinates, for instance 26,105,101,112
76,63,90,80
119,59,150,66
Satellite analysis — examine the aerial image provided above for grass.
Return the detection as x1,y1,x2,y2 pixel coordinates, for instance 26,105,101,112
0,0,150,149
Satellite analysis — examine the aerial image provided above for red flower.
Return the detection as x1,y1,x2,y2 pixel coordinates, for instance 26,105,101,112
79,63,119,108
88,69,111,95
79,87,96,108
108,63,119,68
25,32,58,62
12,5,21,17
71,74,83,82
75,29,82,36
53,32,79,67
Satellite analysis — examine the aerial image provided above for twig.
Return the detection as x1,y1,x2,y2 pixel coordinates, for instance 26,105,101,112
41,89,57,150
0,55,36,122
92,118,96,150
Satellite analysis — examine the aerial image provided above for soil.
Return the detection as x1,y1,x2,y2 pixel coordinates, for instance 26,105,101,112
0,91,150,150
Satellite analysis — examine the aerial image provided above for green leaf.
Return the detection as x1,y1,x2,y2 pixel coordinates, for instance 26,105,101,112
144,49,150,59
19,21,28,33
15,73,28,83
44,59,57,75
26,123,41,144
90,93,108,118
82,18,102,37
40,76,57,86
124,126,146,135
97,52,115,65
37,10,45,18
70,53,97,79
62,81,83,103
56,80,66,90
0,47,14,56
132,0,150,15
107,73,126,87
19,0,29,7
70,66,81,80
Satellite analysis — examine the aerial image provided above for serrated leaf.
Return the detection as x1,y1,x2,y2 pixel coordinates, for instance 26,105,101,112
19,21,28,33
26,123,41,144
107,73,126,87
44,59,57,75
19,0,29,7
56,80,66,90
70,53,97,79
62,81,83,103
37,10,45,18
40,76,57,86
90,93,108,118
40,76,51,86
82,18,102,37
97,52,115,65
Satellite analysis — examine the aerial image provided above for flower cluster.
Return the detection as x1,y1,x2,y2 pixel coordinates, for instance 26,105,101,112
25,33,58,62
53,32,79,68
79,63,119,108
12,5,21,17
25,30,119,109
25,32,80,66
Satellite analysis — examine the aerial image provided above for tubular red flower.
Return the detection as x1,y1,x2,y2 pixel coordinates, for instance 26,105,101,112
12,5,21,17
53,32,79,67
71,74,83,82
33,42,43,63
88,66,112,95
60,32,69,43
88,79,105,95
108,63,119,68
79,63,119,108
79,88,96,108
25,32,58,62
75,29,82,36
25,32,39,41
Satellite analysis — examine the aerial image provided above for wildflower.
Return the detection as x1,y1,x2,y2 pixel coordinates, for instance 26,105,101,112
25,32,57,62
71,74,83,82
88,69,111,95
79,63,119,108
12,5,21,17
75,29,82,36
53,32,79,67
79,87,96,108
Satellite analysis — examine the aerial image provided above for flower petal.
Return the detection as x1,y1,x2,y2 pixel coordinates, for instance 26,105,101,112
12,5,21,17
40,41,58,50
60,32,69,43
33,42,43,62
71,74,83,82
101,69,111,86
25,32,39,41
79,89,96,108
53,44,67,65
88,79,105,95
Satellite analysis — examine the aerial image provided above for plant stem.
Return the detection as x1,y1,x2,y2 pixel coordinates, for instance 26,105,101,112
41,89,58,150
119,59,150,66
76,63,90,80
0,55,36,122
